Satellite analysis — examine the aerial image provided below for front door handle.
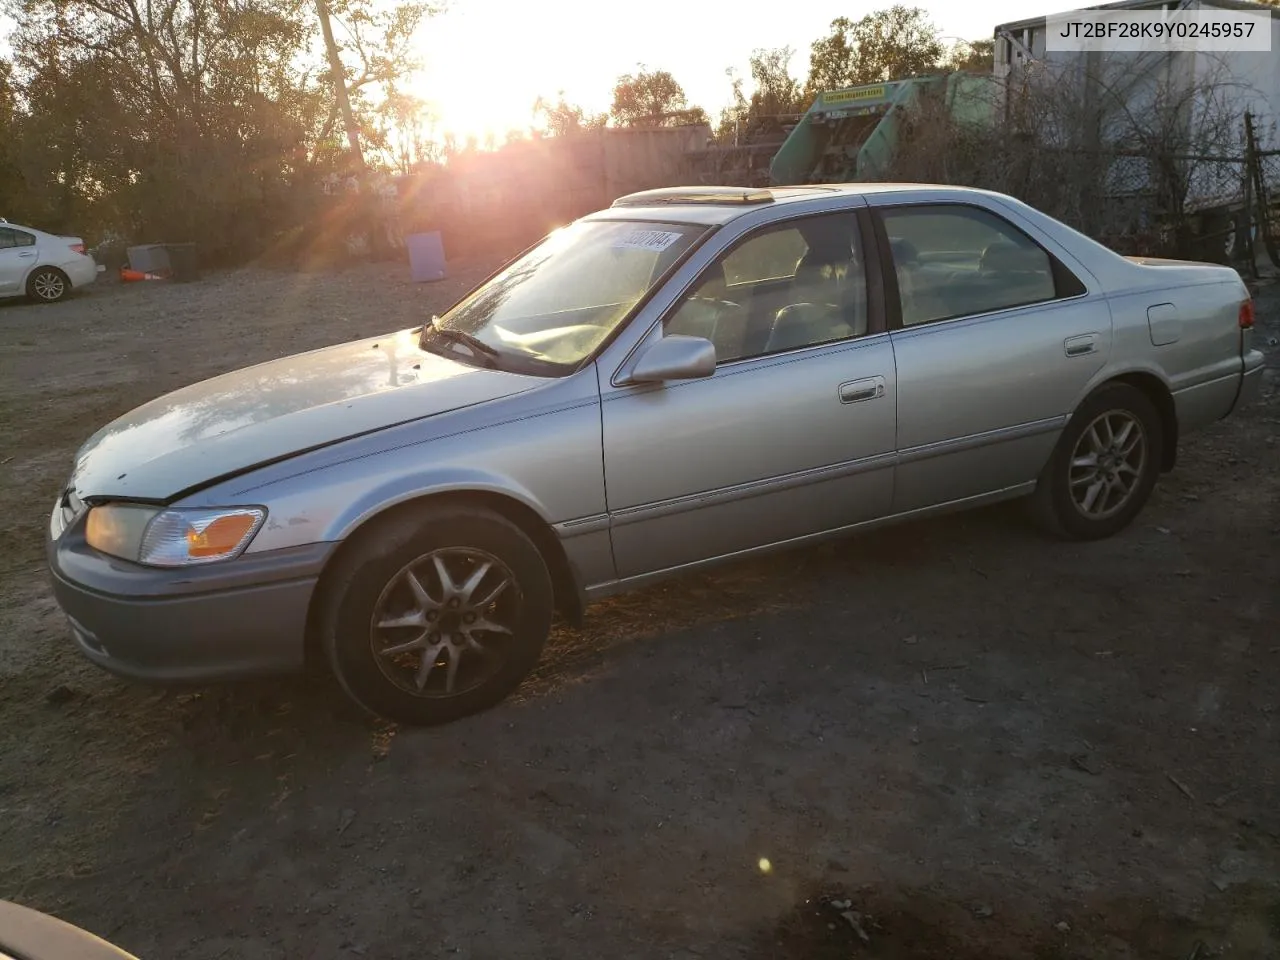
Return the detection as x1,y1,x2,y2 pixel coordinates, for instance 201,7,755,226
839,376,885,404
1064,333,1099,357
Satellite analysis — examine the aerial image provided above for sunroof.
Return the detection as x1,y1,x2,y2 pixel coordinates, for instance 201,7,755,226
611,187,775,208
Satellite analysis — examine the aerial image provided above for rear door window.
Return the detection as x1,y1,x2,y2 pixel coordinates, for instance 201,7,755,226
879,205,1079,327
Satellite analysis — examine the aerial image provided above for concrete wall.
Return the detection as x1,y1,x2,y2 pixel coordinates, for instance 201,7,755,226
598,125,714,197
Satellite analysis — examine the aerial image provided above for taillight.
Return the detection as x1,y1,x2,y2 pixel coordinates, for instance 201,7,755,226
1239,299,1254,329
69,243,86,255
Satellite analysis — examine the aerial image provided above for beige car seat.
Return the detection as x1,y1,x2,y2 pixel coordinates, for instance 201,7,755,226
665,261,749,362
765,248,865,353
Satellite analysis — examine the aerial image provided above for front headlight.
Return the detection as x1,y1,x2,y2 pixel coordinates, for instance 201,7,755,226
84,505,266,566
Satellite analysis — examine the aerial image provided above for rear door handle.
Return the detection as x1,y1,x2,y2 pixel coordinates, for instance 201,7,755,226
1064,333,1099,357
17,252,36,259
839,376,885,404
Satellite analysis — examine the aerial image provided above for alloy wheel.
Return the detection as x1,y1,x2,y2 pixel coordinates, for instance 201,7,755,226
1068,409,1147,520
33,271,66,301
369,547,519,698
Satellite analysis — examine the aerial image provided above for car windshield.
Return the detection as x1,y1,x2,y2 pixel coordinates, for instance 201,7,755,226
427,219,706,373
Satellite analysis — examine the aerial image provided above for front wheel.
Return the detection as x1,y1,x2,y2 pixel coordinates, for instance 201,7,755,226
1030,383,1163,540
320,504,554,725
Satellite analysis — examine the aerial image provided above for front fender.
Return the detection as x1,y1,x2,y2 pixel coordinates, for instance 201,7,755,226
324,466,554,544
187,390,607,556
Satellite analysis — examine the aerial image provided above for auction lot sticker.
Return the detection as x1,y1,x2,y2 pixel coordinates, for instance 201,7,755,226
1045,9,1271,52
614,230,685,251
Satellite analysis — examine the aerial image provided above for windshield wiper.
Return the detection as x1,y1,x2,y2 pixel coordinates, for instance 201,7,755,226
422,316,500,363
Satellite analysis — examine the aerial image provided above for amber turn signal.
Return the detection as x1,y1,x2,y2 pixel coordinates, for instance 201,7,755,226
186,513,261,558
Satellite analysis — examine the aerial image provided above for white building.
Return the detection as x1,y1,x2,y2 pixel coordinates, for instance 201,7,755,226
994,0,1280,149
992,0,1279,257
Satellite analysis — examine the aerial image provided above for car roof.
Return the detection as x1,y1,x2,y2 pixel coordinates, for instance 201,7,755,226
584,183,1003,226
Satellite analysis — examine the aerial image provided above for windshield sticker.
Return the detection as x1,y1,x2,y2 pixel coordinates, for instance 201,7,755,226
613,230,684,252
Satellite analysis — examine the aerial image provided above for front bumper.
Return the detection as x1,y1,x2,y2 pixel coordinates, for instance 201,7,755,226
48,510,333,682
1232,348,1266,414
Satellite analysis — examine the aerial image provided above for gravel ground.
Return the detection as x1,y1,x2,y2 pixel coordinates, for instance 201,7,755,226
0,261,1277,959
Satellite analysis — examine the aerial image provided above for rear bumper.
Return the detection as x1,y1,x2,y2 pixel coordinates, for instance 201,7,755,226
1232,348,1266,414
61,256,98,288
48,516,332,682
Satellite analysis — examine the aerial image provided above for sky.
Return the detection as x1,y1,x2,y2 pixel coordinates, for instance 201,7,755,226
409,0,1050,141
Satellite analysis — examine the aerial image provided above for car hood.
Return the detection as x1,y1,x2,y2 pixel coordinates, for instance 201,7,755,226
71,327,545,501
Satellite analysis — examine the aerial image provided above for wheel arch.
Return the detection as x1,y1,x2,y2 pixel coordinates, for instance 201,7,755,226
1090,370,1178,471
305,489,585,663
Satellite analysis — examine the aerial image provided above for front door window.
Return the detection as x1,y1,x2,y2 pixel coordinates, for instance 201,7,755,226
664,212,870,363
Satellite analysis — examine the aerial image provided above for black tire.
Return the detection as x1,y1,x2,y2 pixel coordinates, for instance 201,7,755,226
319,504,554,726
27,267,71,303
1029,383,1163,541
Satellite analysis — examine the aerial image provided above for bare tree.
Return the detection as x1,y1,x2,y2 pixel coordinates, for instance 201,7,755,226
889,55,1256,257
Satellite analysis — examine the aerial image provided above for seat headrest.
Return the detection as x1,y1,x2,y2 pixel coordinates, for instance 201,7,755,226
695,259,728,298
795,244,855,286
980,241,1042,273
890,238,920,264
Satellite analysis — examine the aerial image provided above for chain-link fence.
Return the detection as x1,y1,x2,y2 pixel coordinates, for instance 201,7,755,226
1247,144,1280,269
1068,148,1251,262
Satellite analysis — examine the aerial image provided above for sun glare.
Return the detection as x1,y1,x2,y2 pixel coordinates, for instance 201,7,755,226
409,0,612,146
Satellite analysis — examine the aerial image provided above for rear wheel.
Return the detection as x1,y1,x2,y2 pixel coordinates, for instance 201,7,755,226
320,504,554,726
27,267,69,303
1030,383,1163,540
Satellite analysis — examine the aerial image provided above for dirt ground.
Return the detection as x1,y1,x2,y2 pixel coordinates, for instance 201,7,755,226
0,259,1277,960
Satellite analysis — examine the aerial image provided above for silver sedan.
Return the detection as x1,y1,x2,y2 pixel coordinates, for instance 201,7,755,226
48,184,1266,724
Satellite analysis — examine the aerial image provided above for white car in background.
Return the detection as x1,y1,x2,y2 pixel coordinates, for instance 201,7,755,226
0,219,98,303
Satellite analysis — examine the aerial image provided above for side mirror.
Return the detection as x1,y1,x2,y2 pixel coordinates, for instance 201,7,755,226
629,335,716,383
